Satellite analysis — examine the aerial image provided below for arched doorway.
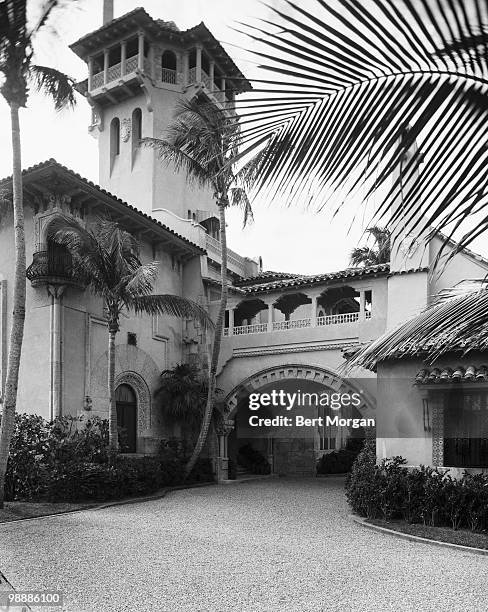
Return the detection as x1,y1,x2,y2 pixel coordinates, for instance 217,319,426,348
224,365,376,477
116,383,137,453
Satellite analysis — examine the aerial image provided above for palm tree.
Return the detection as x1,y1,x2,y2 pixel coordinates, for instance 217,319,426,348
350,227,390,267
237,0,488,265
144,97,262,478
50,217,212,454
0,0,77,507
154,363,208,434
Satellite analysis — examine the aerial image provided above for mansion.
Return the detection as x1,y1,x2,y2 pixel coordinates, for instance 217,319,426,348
1,5,488,478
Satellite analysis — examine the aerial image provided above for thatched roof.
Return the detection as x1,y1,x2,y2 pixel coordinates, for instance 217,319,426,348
347,280,488,371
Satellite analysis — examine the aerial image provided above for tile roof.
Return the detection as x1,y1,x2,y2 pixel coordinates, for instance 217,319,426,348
70,8,251,92
415,365,488,384
0,159,205,254
234,270,301,287
240,263,390,293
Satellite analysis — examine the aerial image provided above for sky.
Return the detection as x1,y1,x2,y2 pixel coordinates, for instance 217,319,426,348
0,0,373,276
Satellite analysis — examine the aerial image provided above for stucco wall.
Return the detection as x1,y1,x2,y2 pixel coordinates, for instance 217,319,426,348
98,88,216,219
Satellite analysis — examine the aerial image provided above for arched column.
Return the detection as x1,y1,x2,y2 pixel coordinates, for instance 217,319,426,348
215,418,234,481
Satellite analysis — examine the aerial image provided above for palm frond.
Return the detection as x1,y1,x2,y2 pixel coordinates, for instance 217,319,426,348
142,137,209,188
123,262,159,297
237,0,488,255
131,295,213,329
229,187,253,227
347,283,488,370
30,64,76,110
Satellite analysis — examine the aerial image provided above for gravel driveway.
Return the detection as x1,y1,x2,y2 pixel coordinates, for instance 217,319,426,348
0,477,486,612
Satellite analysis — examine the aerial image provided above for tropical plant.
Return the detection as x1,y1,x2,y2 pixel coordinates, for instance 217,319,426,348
237,0,488,265
50,216,211,454
154,363,220,434
144,97,264,478
347,281,488,370
350,226,390,267
0,0,78,507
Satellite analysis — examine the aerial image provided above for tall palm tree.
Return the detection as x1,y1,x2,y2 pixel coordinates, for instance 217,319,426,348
0,0,77,507
51,217,212,454
144,97,262,477
350,227,391,267
236,0,488,265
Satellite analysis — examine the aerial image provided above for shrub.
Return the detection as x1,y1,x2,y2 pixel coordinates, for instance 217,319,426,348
316,439,365,474
237,444,271,475
346,444,488,532
4,414,215,503
4,414,52,501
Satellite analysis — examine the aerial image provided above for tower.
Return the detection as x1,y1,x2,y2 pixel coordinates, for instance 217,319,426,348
389,133,429,273
70,8,251,227
387,132,430,329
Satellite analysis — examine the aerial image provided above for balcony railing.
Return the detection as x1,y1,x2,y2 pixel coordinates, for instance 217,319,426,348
90,55,140,90
162,68,177,84
317,312,359,326
205,234,247,275
224,311,371,336
273,318,311,331
26,249,84,289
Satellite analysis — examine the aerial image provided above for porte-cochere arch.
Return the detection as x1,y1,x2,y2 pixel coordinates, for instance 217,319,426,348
223,363,376,421
215,363,376,480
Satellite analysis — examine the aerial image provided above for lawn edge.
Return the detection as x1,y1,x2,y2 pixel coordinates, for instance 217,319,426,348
0,480,218,527
350,514,488,556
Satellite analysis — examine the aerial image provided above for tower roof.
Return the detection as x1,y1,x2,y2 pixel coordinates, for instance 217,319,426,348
70,7,251,93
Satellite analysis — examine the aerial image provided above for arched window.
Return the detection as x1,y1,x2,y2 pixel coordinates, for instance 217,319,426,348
110,117,120,172
116,383,137,453
161,50,177,83
131,108,142,167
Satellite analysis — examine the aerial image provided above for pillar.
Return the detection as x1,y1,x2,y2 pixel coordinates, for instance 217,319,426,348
138,32,145,70
228,307,234,336
216,419,234,482
196,46,202,81
183,51,189,86
48,285,66,420
267,302,274,332
88,57,93,90
359,290,366,321
120,41,127,76
103,49,109,84
209,61,215,89
149,44,156,80
221,77,226,100
311,295,318,327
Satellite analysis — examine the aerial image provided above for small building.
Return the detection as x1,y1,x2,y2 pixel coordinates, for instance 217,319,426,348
349,275,488,476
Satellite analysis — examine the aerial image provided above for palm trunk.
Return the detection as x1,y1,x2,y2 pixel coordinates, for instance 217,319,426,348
185,200,228,478
0,104,27,508
108,327,118,457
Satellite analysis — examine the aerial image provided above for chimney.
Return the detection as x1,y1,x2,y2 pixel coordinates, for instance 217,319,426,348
103,0,114,25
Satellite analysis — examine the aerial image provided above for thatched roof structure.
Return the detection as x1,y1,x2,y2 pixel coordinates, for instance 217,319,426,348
347,280,488,371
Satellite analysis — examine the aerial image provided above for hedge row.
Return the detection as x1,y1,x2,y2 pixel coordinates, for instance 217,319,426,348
346,440,488,531
5,414,214,503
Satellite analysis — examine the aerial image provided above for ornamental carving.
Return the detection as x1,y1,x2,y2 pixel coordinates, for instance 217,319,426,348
431,398,444,466
115,371,151,432
224,364,376,420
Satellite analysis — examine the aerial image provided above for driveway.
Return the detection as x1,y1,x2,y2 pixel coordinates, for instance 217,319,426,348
0,477,486,612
